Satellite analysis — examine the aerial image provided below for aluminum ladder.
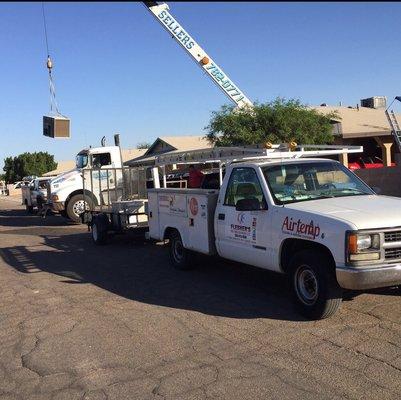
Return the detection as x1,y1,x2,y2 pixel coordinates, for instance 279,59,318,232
385,109,401,151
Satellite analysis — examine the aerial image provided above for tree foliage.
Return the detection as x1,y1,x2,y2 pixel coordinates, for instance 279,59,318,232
3,152,57,183
205,98,339,146
136,142,151,149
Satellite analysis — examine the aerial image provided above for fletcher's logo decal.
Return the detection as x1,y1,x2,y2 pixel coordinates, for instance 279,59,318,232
282,216,322,240
229,213,258,243
230,224,250,233
237,212,246,224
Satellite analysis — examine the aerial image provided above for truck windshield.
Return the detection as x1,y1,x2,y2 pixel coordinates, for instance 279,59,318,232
76,153,88,169
262,161,375,205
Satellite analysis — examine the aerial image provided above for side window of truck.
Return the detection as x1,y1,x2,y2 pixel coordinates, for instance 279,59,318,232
92,153,111,168
224,167,267,208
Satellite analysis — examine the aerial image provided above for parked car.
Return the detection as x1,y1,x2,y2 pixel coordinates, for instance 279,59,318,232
348,156,395,170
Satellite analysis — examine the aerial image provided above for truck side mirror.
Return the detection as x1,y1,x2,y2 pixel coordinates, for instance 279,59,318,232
235,198,262,211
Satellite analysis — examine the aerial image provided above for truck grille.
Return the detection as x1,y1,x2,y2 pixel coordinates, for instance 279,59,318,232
384,230,401,261
385,248,401,260
384,231,401,242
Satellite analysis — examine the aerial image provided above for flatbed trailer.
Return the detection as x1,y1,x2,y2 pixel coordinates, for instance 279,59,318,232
81,164,188,243
81,166,150,243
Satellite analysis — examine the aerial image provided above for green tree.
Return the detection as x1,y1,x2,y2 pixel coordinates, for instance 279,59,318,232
205,98,339,146
3,152,57,183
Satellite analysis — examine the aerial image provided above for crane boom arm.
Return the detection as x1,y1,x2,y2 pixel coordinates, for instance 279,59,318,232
143,2,253,108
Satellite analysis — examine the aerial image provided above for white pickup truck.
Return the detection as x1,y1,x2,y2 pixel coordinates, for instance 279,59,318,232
21,177,52,213
148,152,401,319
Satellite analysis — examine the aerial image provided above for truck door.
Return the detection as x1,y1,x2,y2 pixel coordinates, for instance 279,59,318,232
90,152,115,204
215,167,273,269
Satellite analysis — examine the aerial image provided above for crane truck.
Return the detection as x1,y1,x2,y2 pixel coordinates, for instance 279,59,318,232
47,139,127,222
143,1,253,109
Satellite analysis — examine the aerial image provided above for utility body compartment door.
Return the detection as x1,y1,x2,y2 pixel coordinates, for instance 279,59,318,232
148,188,218,255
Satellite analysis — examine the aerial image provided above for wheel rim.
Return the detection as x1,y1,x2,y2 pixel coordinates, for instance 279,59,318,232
295,265,318,305
92,223,98,241
72,200,88,217
172,237,184,263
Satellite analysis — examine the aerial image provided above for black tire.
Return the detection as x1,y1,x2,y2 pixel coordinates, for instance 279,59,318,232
66,194,94,223
169,230,193,270
36,195,44,211
289,250,342,320
91,214,109,245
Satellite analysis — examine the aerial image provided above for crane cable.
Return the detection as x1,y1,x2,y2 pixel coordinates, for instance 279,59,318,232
42,2,64,117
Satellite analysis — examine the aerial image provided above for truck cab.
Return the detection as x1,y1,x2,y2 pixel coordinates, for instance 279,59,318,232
49,145,123,222
148,147,401,319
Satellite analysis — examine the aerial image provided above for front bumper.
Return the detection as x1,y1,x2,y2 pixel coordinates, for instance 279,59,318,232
336,264,401,290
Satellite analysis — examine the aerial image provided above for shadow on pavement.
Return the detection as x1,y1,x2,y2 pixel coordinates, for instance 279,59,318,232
0,208,74,227
4,207,398,321
0,220,307,321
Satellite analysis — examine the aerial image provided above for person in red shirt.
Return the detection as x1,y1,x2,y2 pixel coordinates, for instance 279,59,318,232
188,165,204,188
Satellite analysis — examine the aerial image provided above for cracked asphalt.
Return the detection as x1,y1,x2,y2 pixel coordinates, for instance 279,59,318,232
0,197,401,400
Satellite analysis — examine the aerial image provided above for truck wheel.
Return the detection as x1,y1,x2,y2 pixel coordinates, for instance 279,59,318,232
169,230,193,270
66,194,93,223
289,250,342,320
91,214,109,245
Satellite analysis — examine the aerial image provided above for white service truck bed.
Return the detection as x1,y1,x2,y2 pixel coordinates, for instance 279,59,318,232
148,188,219,255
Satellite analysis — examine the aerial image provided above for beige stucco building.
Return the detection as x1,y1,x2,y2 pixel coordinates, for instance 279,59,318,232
313,103,400,167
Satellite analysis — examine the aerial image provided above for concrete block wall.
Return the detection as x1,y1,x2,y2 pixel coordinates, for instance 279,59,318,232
354,166,401,197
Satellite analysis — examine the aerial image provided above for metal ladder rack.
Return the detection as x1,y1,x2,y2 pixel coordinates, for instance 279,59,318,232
152,144,363,188
385,109,401,152
154,144,363,167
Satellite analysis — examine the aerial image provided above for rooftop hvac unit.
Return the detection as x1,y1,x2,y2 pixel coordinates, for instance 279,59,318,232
360,96,387,109
43,115,70,138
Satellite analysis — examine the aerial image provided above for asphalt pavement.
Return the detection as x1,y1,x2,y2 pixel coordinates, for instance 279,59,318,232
0,196,400,400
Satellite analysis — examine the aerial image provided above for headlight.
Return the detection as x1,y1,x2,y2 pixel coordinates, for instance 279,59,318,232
347,232,380,262
357,234,372,250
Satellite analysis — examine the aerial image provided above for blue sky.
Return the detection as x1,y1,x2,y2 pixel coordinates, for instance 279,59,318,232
1,2,401,170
